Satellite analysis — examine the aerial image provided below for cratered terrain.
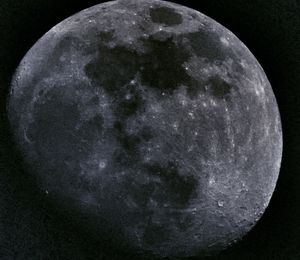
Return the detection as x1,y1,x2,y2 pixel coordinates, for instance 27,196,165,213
7,0,282,258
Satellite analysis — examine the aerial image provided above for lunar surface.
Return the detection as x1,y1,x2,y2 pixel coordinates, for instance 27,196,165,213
8,0,282,257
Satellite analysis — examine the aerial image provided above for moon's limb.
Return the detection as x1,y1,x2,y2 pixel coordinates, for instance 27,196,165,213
8,0,282,257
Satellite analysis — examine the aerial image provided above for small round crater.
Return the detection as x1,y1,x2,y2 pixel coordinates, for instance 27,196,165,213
99,160,107,169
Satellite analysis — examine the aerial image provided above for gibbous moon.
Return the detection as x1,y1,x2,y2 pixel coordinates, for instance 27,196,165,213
8,0,282,257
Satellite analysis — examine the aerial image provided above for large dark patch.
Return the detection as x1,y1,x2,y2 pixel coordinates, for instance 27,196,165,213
208,76,233,99
27,88,103,164
181,30,227,61
85,44,139,94
97,31,115,43
143,223,169,246
140,35,193,93
84,31,207,99
143,161,198,208
149,6,183,26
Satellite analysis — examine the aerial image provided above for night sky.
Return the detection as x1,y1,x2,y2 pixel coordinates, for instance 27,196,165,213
0,0,299,259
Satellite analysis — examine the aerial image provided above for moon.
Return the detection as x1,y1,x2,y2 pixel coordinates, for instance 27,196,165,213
7,0,282,258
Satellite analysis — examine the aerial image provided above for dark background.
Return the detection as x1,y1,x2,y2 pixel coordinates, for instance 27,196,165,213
0,0,299,259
